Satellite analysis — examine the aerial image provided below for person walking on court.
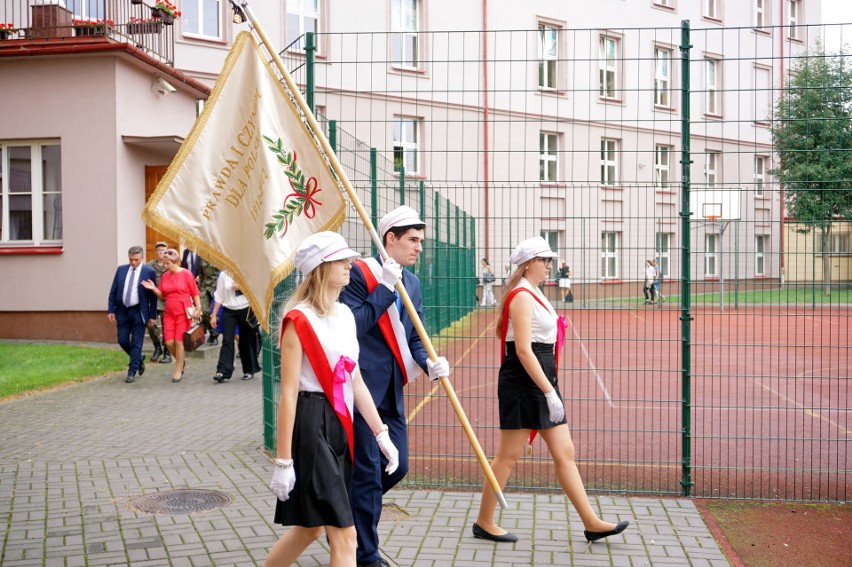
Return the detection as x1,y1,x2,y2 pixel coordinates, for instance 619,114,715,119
339,206,450,567
107,245,158,383
142,248,201,383
557,260,573,302
473,236,630,544
480,258,497,307
210,270,261,383
265,232,400,567
643,259,656,305
652,259,664,304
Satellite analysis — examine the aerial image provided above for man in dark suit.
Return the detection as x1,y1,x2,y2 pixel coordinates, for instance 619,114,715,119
339,206,450,567
108,245,158,383
181,248,202,279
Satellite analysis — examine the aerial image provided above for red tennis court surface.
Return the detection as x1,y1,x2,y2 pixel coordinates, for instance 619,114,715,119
404,305,850,501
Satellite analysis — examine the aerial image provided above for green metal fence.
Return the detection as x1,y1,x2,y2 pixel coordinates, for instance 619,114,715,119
263,23,850,502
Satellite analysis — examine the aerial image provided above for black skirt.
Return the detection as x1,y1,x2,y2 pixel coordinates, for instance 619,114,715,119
273,391,354,528
498,341,567,430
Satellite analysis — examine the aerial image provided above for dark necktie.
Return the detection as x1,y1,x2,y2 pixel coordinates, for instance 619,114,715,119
124,267,136,307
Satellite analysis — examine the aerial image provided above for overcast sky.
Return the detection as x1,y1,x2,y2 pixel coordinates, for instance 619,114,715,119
822,0,852,52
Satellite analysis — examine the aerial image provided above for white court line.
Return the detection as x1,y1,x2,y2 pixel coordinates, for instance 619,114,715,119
566,315,614,408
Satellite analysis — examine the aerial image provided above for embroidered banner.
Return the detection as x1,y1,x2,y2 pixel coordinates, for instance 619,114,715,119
142,31,346,331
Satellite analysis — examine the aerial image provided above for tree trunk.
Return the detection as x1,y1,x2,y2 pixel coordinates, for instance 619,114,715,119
821,228,832,297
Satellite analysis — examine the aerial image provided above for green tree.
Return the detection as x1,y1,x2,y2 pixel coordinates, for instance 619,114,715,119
771,46,852,295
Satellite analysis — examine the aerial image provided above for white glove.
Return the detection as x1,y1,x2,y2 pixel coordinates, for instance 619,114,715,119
427,357,450,381
381,258,403,290
270,460,296,501
544,389,565,423
376,429,399,475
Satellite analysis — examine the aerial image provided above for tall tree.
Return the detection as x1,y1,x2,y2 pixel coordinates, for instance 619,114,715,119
771,46,852,295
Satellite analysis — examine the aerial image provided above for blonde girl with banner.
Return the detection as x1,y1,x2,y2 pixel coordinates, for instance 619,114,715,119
266,232,399,567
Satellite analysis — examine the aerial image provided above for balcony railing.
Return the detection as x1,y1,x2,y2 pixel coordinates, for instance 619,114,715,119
1,0,175,66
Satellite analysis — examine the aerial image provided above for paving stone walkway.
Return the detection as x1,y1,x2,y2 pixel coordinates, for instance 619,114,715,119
0,342,729,566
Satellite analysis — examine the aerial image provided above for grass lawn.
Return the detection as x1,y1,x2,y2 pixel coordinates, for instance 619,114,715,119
0,344,127,400
594,286,852,306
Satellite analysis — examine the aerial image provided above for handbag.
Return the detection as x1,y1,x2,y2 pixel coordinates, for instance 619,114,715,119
483,271,495,284
183,323,205,352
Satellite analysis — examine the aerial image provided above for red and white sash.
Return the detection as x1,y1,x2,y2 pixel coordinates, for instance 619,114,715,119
355,258,422,384
282,307,356,462
500,286,568,450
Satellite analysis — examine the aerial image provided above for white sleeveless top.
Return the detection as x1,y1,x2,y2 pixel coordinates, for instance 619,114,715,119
505,278,558,344
292,303,360,409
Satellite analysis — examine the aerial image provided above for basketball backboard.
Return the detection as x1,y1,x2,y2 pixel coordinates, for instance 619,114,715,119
689,188,741,222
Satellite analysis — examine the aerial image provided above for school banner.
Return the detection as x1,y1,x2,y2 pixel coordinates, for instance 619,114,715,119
143,31,347,331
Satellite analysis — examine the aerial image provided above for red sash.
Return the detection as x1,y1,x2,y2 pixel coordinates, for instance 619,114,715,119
282,310,355,462
500,287,567,450
354,259,413,385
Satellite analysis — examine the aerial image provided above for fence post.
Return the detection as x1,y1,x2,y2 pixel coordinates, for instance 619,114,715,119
370,147,378,257
305,31,315,113
399,166,406,205
679,19,694,498
329,119,337,153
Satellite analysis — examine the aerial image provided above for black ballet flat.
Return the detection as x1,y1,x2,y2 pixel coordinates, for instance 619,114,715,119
472,522,518,543
584,519,630,542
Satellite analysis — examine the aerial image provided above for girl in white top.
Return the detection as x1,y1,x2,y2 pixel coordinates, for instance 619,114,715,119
265,232,399,567
473,237,630,545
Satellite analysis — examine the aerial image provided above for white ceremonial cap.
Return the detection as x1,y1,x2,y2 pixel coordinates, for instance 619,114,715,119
293,231,360,274
509,236,559,266
377,205,425,238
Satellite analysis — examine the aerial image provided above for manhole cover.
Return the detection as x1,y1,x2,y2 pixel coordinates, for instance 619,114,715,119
127,489,234,515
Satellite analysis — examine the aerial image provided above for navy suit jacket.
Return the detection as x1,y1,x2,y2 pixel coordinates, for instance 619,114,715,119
340,256,429,416
108,264,158,323
181,250,202,278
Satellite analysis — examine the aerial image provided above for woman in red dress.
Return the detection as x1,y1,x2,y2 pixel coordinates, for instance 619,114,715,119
142,249,201,382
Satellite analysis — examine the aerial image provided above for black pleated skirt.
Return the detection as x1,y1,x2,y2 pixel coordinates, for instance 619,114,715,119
498,341,567,430
273,391,354,527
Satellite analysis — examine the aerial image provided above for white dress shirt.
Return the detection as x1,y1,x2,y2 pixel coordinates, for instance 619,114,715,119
213,272,250,310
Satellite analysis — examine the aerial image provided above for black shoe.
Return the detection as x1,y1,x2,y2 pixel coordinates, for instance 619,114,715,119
151,346,162,363
160,351,172,364
206,334,219,345
214,372,229,383
357,559,390,567
125,373,135,383
472,522,518,543
584,520,630,542
241,373,254,381
137,355,146,376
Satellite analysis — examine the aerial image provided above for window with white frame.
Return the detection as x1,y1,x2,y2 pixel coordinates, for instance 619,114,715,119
704,0,718,19
286,0,319,49
654,0,673,7
65,0,105,20
655,144,672,189
656,232,672,277
753,66,771,123
755,234,767,275
705,151,719,187
391,0,419,69
601,232,619,279
184,0,222,39
393,117,419,174
541,230,560,277
705,58,720,115
1,142,62,244
538,24,559,90
599,36,619,99
754,155,767,196
601,138,618,186
654,47,672,107
787,0,801,40
540,132,559,182
705,233,718,277
819,233,850,254
753,0,766,28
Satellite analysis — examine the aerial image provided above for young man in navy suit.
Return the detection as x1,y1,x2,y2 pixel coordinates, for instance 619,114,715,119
107,245,158,383
339,206,450,567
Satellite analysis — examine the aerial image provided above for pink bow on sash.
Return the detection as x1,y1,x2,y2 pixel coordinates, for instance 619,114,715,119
332,355,356,417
